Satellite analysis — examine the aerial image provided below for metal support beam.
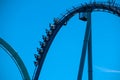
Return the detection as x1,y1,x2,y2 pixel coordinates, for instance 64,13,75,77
87,13,93,80
77,12,91,80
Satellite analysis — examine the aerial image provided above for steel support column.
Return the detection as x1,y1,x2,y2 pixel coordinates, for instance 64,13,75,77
87,13,93,80
77,12,92,80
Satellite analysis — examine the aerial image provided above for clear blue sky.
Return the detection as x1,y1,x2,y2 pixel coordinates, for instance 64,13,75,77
0,0,120,80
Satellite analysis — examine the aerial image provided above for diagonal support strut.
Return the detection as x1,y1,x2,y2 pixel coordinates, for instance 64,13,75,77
77,12,93,80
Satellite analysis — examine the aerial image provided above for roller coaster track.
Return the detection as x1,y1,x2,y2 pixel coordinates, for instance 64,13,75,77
33,1,120,80
0,38,30,80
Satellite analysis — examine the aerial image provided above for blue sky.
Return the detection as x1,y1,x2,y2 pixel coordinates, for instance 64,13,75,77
0,0,120,80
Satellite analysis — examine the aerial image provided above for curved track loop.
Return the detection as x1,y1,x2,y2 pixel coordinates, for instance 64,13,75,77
0,38,30,80
33,1,120,80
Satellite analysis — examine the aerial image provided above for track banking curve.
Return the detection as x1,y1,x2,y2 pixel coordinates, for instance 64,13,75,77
0,38,30,80
33,1,120,80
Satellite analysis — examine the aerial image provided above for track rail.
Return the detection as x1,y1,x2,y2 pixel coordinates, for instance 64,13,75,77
33,1,120,80
0,38,30,80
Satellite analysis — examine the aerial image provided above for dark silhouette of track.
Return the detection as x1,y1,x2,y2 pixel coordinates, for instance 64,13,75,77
33,1,120,80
